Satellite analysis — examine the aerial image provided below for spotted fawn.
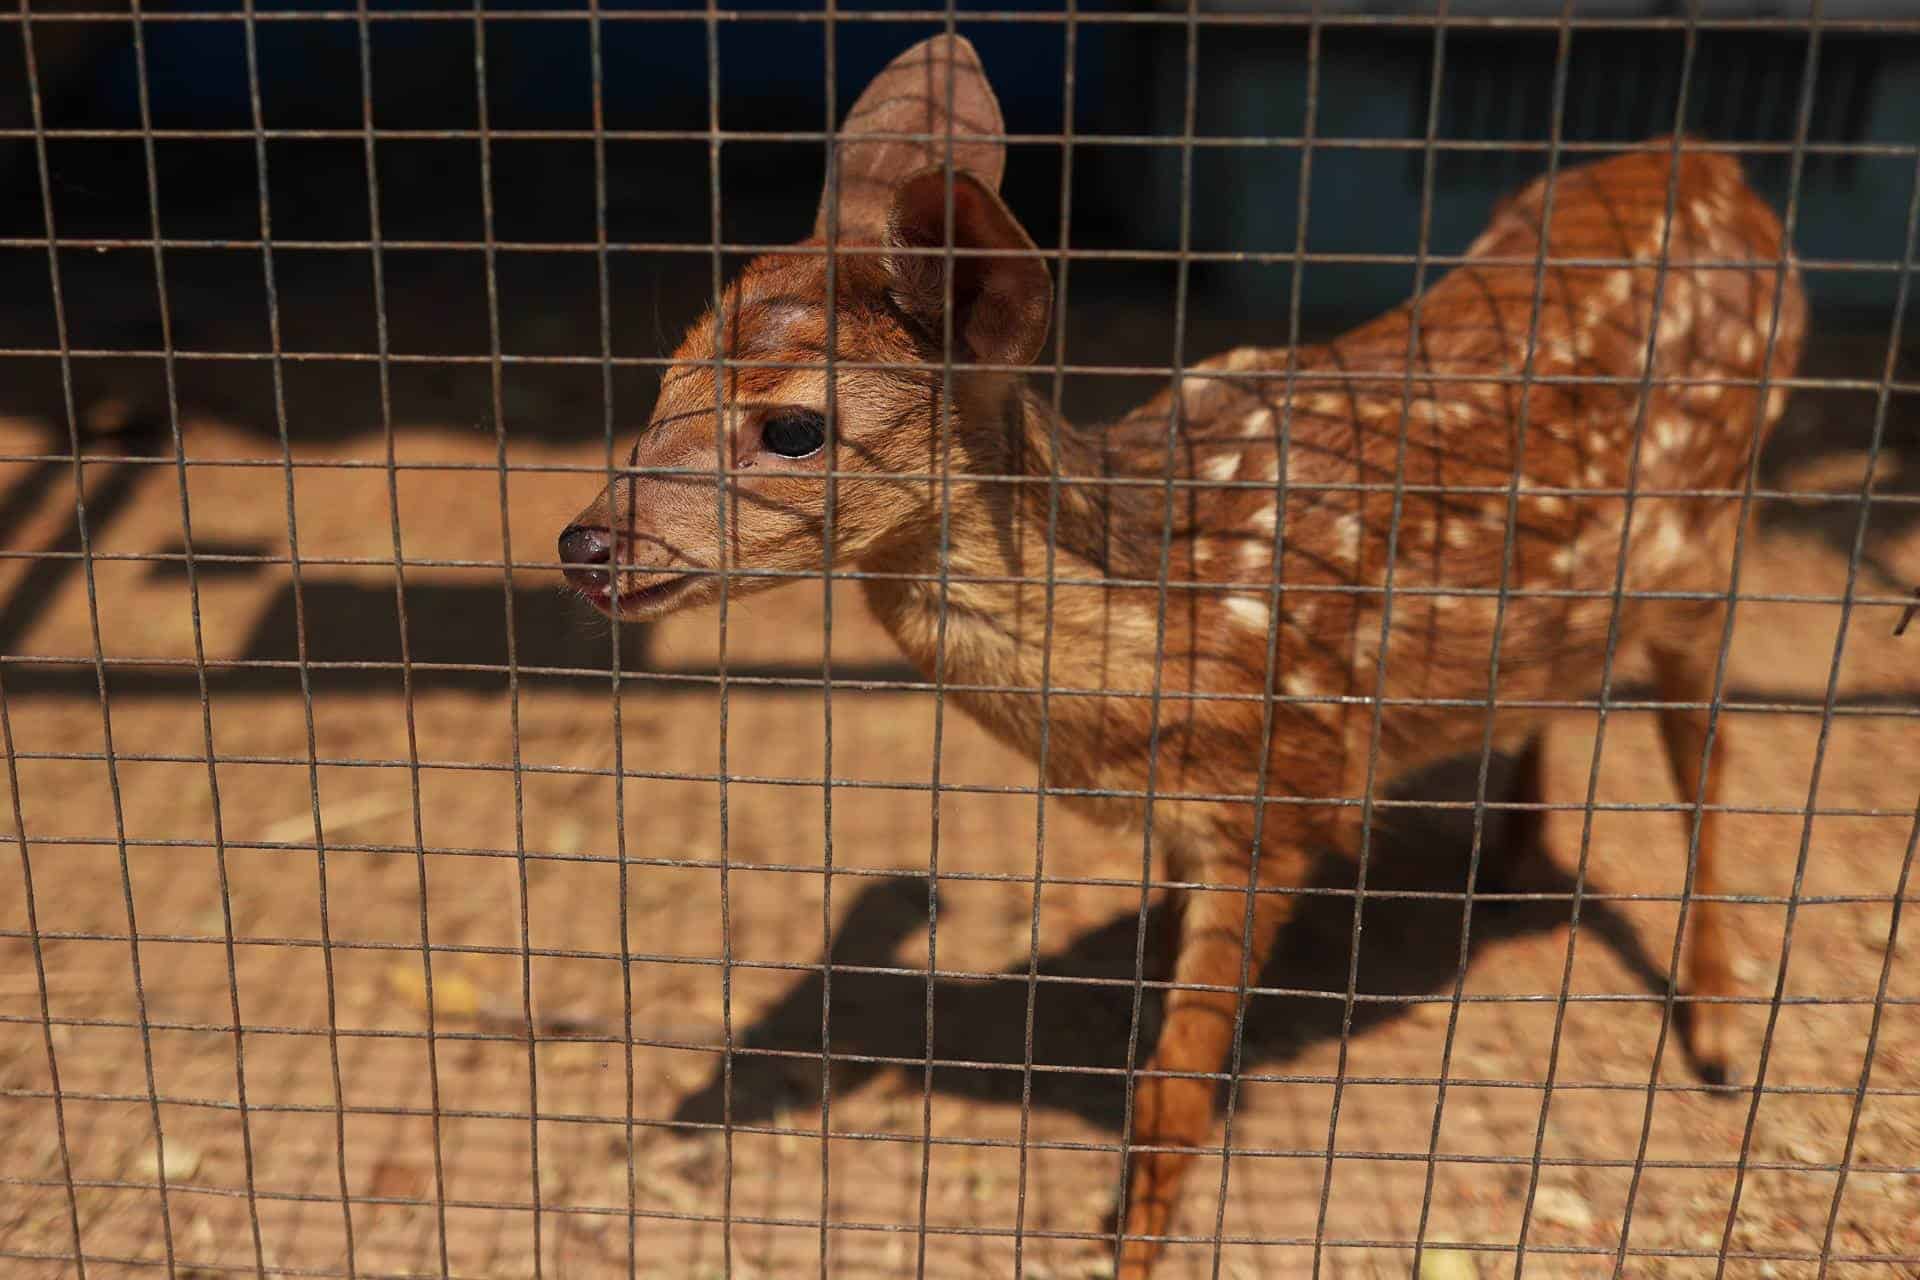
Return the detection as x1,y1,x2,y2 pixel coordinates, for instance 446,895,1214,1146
559,35,1805,1277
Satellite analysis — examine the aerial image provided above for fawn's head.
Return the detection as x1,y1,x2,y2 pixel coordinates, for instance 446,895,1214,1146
559,35,1052,618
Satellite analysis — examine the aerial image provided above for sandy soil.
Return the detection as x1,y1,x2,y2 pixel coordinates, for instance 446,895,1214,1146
1,408,1917,1280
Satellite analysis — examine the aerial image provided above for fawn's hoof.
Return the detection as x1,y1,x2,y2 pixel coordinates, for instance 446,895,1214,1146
1679,1002,1740,1093
1693,1051,1740,1093
1699,1060,1733,1090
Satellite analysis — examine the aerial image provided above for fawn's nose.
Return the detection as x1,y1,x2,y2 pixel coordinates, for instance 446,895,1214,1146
558,524,613,594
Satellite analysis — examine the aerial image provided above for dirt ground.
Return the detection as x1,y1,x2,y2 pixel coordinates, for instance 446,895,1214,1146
2,402,1918,1280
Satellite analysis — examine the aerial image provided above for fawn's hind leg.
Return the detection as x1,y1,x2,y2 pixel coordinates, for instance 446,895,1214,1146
1645,636,1737,1086
1504,732,1549,864
1475,730,1558,896
1115,839,1309,1279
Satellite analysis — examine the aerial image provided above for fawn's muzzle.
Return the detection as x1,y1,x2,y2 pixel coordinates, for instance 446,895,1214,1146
558,523,613,595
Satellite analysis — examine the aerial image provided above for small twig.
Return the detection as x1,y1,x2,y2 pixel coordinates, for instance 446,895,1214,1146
1896,587,1920,638
261,792,411,844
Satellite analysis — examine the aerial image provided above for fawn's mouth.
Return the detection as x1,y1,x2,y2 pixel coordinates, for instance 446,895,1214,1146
579,572,698,619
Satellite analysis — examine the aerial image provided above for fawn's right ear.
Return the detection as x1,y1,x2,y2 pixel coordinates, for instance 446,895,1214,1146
816,34,1006,240
884,167,1052,369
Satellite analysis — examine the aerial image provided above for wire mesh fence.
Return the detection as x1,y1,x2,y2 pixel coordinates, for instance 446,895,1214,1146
1,1,1917,1278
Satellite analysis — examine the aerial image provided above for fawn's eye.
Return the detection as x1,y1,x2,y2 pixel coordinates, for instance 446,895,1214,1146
761,410,827,459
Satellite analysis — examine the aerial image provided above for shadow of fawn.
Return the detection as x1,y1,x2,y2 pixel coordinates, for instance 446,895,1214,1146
672,745,1708,1136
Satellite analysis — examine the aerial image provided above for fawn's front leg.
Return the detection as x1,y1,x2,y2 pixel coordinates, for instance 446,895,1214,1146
1115,838,1308,1279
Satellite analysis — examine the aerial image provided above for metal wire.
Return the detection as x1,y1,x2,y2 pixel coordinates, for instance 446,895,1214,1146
700,1,739,1272
467,8,548,1270
1807,151,1920,1280
18,2,179,1274
3,2,1917,1278
1311,12,1454,1274
1108,0,1204,1262
140,0,269,1264
1009,5,1075,1275
1412,6,1576,1273
1203,11,1322,1273
814,5,841,1276
3,7,1920,29
6,347,1918,390
582,1,641,1276
914,12,965,1274
359,0,456,1266
1701,10,1882,1271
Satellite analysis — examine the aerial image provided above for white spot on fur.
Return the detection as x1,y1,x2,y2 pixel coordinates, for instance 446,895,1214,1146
1226,595,1268,630
1651,518,1688,562
1250,505,1277,535
1240,407,1276,438
1444,522,1475,549
1661,295,1694,337
1552,544,1581,574
1653,417,1690,454
1282,670,1317,700
1736,332,1758,364
1201,451,1240,481
1522,481,1568,515
1334,513,1362,562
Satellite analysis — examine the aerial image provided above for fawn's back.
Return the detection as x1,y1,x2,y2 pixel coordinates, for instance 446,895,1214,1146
1025,144,1807,803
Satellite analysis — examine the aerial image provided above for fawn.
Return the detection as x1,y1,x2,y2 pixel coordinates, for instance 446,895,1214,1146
559,34,1804,1277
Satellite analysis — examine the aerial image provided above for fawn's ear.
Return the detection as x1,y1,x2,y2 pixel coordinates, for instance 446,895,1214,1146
884,167,1052,368
815,34,1005,240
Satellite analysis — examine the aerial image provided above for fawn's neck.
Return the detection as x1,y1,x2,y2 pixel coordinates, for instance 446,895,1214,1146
857,385,1155,689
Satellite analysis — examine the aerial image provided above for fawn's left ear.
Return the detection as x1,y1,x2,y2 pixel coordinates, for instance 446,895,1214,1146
816,34,1006,241
884,167,1052,368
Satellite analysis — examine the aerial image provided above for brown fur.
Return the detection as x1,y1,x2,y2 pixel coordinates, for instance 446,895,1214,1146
561,36,1805,1276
